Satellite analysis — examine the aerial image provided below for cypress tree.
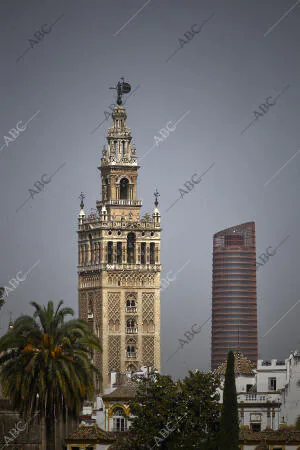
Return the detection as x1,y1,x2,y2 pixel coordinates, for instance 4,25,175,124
218,350,239,450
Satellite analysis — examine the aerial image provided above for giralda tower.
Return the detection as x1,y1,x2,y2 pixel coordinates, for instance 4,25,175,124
77,80,161,390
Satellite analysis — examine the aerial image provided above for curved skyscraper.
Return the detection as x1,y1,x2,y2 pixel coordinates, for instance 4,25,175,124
211,222,257,370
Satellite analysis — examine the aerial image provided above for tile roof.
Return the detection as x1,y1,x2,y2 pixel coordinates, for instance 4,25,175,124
214,350,256,376
239,428,300,443
65,424,115,443
102,379,137,400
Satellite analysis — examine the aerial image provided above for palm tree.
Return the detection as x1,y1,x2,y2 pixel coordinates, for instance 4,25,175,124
0,300,101,450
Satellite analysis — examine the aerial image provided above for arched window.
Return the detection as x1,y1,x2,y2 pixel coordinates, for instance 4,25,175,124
107,241,113,264
113,140,118,153
84,244,88,265
126,297,136,313
117,242,122,264
126,345,136,357
127,233,136,264
150,242,155,264
141,242,146,264
120,177,129,200
121,141,125,157
88,297,93,315
126,318,137,333
80,246,84,265
89,234,93,264
126,319,135,328
112,407,127,432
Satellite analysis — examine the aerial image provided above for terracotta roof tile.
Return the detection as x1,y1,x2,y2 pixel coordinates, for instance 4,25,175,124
214,350,256,376
239,428,300,443
102,379,137,400
65,424,115,443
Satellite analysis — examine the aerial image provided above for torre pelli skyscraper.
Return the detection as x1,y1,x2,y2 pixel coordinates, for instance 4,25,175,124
211,222,258,370
77,79,161,391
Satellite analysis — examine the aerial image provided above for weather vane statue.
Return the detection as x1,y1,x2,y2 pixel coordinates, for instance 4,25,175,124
110,77,131,105
154,188,160,207
79,192,85,210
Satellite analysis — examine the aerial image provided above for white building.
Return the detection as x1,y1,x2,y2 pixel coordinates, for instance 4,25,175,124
280,350,300,427
215,350,300,432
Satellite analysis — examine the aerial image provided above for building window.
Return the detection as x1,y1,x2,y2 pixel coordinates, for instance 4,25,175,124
268,377,277,391
108,241,113,264
88,295,93,320
117,242,122,264
120,177,129,200
141,242,146,264
121,141,125,157
127,345,136,358
112,407,127,432
150,242,155,264
127,233,136,264
126,298,137,313
250,423,261,432
127,364,137,372
246,384,253,392
126,318,137,334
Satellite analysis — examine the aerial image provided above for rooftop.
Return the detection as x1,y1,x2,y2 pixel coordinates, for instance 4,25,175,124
65,424,115,444
102,379,137,401
239,427,300,443
214,350,256,376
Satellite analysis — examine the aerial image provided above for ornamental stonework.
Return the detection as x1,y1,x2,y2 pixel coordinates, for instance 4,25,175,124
107,271,155,286
108,292,121,323
108,335,121,372
142,292,154,322
142,336,155,367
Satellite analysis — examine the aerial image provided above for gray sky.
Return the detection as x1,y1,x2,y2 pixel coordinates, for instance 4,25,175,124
0,0,300,379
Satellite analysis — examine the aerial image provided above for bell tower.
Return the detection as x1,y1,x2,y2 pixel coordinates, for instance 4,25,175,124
78,80,161,391
97,103,141,222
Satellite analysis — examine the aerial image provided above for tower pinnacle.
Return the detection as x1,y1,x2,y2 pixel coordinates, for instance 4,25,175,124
78,192,85,220
154,188,160,208
109,77,131,106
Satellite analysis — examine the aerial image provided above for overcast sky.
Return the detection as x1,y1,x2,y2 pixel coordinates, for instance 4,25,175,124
0,0,300,379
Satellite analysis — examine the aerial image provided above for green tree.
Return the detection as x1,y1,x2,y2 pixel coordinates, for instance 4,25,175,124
129,372,179,449
0,300,101,450
113,370,221,449
174,370,221,448
218,350,239,450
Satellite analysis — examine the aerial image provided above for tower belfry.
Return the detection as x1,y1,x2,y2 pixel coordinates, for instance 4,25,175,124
78,80,161,391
